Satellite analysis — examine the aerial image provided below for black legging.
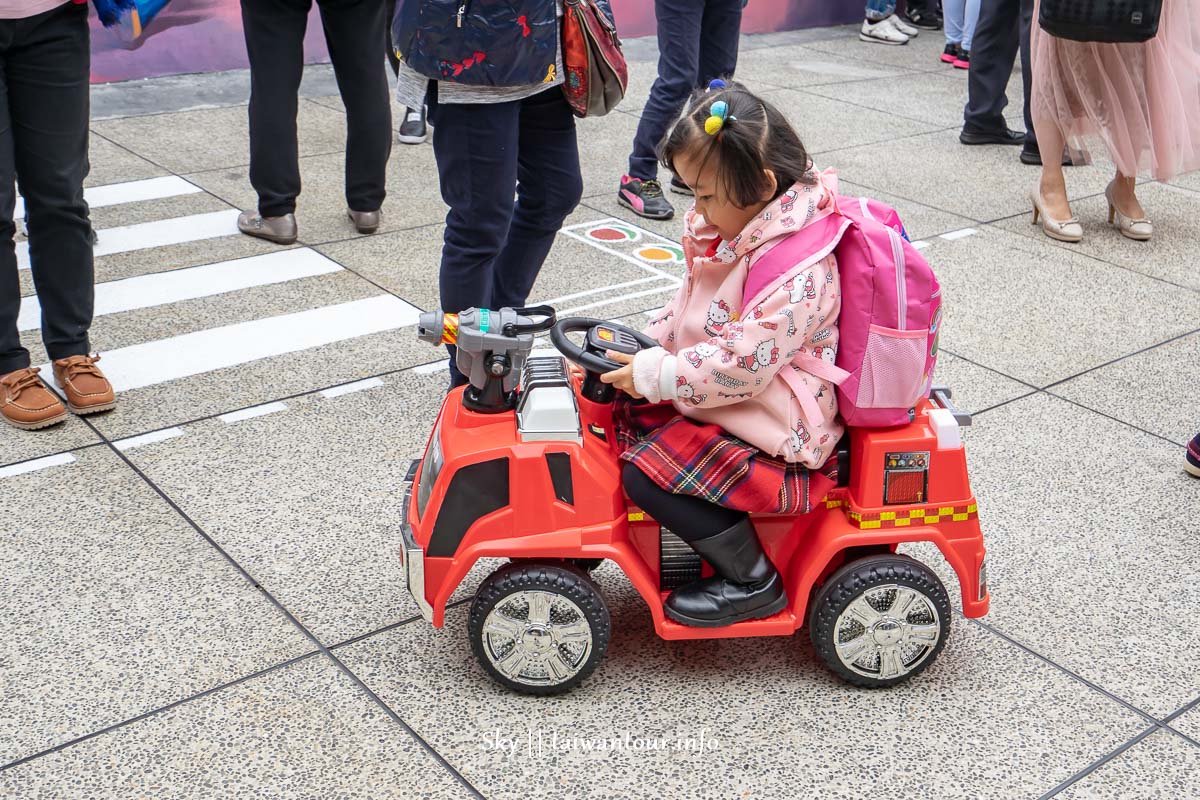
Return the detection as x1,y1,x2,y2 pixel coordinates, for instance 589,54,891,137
622,463,745,543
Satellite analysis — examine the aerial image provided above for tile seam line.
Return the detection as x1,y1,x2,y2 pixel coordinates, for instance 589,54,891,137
1163,694,1200,723
86,129,263,213
0,440,108,473
1041,392,1189,449
1037,724,1159,800
75,417,487,800
938,348,1043,390
799,40,955,73
1035,327,1200,388
790,85,957,129
89,96,342,128
973,223,1200,295
967,617,1165,727
0,605,476,773
0,651,322,772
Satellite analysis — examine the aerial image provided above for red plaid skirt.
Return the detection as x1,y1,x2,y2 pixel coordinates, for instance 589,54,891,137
615,396,838,514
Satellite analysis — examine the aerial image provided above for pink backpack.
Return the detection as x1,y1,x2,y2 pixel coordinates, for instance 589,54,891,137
742,193,941,428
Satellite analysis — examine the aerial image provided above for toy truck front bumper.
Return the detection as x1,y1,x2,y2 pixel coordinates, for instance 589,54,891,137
400,462,434,623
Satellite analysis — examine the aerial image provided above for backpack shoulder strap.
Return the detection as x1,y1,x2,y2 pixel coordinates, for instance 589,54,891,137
741,213,852,313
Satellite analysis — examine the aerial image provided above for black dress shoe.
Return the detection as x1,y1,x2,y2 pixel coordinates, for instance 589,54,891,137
1020,147,1074,166
664,518,787,627
960,127,1026,145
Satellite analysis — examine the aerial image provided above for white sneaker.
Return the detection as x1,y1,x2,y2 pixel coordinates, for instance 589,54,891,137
889,14,919,37
860,17,910,45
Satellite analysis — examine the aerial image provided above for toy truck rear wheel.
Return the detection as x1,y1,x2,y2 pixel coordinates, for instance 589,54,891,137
809,555,951,689
469,563,611,695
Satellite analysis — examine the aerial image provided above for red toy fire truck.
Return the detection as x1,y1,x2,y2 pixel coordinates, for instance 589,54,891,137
401,307,989,694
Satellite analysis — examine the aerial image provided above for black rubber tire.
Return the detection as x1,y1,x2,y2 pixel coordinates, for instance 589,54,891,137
808,554,951,689
469,562,611,695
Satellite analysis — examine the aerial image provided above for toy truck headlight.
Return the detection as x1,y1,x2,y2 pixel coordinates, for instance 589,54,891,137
416,420,445,520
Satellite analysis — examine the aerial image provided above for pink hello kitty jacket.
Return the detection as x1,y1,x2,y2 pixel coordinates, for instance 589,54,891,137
631,178,844,467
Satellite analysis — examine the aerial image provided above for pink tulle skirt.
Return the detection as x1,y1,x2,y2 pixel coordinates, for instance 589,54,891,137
1031,0,1200,180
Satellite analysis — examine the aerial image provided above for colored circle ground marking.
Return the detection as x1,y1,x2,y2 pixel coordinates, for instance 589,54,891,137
587,224,638,242
636,245,684,263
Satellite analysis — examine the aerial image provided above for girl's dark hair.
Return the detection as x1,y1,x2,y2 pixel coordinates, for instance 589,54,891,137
659,82,814,208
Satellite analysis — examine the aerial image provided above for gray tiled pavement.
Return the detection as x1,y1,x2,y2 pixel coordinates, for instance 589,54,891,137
2,24,1199,800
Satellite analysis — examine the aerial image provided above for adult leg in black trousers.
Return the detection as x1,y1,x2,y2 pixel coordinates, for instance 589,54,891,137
627,0,707,183
429,88,580,386
240,0,307,221
318,0,391,216
0,2,94,376
961,0,1031,148
696,0,743,89
489,90,581,311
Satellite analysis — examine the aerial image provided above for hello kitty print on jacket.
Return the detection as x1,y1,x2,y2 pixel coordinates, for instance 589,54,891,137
634,172,845,467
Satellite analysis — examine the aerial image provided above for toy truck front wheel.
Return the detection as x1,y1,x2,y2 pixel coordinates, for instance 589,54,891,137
468,563,612,695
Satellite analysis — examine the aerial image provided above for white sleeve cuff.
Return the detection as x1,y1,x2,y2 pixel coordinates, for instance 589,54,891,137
658,355,679,402
632,347,668,403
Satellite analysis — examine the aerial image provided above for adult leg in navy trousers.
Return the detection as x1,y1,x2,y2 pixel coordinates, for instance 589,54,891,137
241,0,390,218
628,0,744,182
429,86,582,386
0,2,93,375
962,0,1035,152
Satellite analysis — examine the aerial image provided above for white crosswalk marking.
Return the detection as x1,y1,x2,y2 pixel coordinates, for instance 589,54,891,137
15,176,202,221
17,209,242,270
18,249,342,331
44,295,421,392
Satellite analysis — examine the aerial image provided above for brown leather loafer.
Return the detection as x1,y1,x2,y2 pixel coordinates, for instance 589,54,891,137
238,210,298,244
1,367,67,430
52,354,115,415
348,208,381,234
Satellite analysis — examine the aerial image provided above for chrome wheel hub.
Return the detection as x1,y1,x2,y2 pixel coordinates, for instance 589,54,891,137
833,584,941,680
481,590,593,686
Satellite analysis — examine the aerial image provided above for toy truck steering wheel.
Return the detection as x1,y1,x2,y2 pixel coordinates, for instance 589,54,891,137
550,317,659,403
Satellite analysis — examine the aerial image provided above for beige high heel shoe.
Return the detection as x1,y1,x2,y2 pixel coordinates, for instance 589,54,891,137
1030,190,1083,243
1105,182,1152,241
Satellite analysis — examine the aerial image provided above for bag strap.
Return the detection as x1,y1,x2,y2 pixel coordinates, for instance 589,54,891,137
740,214,850,312
777,356,850,428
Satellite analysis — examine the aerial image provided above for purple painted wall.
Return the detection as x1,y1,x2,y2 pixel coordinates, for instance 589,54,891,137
91,0,861,84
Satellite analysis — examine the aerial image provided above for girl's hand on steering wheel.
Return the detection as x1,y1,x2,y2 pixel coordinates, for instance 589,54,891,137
599,350,643,399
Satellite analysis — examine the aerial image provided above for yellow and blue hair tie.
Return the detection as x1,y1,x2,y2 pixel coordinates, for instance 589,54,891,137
704,99,736,136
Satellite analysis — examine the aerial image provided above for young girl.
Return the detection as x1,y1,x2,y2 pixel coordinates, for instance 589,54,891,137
600,83,844,628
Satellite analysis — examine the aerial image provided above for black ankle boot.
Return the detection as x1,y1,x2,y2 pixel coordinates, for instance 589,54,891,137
664,519,787,627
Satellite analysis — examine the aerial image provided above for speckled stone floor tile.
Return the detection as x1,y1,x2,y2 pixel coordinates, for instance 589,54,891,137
90,100,349,174
337,564,1142,800
991,181,1200,291
86,134,168,188
0,656,476,799
773,88,944,157
831,128,1117,222
1169,705,1200,745
1053,729,1200,800
117,368,457,645
184,148,446,246
916,228,1198,387
0,446,311,764
1048,330,1200,447
0,422,104,471
961,392,1200,718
